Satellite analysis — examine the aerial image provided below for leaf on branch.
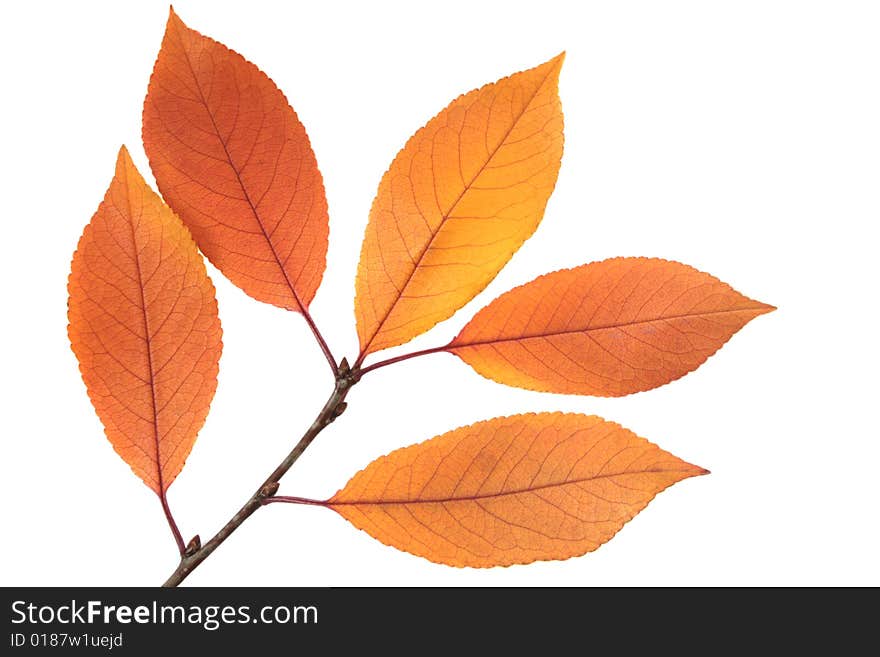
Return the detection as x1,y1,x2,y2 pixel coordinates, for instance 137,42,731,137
450,257,775,396
143,8,328,312
355,54,565,357
68,146,222,494
328,413,706,567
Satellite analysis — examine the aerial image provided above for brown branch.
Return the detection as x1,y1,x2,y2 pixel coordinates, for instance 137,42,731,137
162,363,357,587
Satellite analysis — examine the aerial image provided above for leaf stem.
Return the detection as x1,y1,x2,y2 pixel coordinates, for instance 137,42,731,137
159,491,186,557
262,495,327,507
300,307,338,376
357,344,450,376
162,369,355,587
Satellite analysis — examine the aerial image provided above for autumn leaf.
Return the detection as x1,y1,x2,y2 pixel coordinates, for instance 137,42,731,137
142,8,328,312
449,257,775,396
67,146,222,495
355,54,565,358
327,413,705,567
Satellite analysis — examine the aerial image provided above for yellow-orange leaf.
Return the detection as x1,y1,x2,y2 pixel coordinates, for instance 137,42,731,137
355,54,565,357
143,8,328,312
68,147,222,494
329,413,706,567
450,257,775,396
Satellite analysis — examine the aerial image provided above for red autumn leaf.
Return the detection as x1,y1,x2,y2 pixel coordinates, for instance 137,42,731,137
68,146,222,494
143,8,328,312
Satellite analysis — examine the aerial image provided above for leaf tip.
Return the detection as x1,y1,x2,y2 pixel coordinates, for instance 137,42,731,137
113,145,146,190
679,459,710,479
544,51,566,79
116,144,132,166
166,4,187,32
744,299,776,323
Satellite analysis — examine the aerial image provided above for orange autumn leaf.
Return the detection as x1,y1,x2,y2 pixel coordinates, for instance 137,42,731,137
450,257,775,396
67,146,222,494
328,413,706,567
143,8,328,312
355,54,565,357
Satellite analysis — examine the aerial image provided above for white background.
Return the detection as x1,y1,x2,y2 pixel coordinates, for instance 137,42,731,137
1,0,878,586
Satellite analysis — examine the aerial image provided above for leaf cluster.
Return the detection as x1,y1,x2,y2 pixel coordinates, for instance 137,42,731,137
67,9,772,583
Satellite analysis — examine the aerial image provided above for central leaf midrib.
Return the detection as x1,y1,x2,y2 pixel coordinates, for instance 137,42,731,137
120,162,165,493
331,465,693,507
451,306,771,349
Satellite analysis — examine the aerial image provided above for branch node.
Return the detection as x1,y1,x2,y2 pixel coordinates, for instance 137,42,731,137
259,482,280,498
184,535,201,557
